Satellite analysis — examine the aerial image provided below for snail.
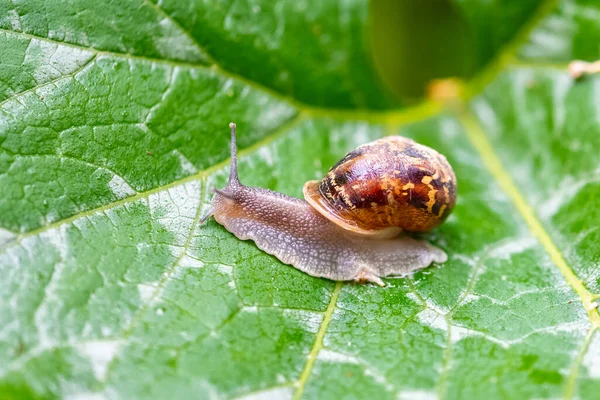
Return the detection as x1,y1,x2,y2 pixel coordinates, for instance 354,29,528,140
201,123,456,286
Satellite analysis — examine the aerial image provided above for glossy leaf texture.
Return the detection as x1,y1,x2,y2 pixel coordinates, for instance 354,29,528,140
1,0,600,399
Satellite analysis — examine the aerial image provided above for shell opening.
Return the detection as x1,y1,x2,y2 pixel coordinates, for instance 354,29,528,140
303,180,401,239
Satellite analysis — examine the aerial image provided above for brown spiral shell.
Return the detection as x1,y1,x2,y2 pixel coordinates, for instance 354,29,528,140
303,136,456,237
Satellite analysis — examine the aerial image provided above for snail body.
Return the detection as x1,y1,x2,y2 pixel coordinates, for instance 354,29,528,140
201,123,455,286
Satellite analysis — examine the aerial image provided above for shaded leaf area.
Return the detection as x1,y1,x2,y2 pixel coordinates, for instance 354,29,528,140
0,0,392,109
452,0,540,68
152,0,394,109
0,0,543,110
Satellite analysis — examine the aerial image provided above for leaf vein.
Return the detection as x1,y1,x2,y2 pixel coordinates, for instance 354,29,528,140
564,327,598,400
102,177,206,383
0,27,440,124
292,281,343,400
0,53,97,109
458,110,600,329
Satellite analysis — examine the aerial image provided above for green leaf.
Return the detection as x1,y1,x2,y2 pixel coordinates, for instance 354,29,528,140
1,0,600,399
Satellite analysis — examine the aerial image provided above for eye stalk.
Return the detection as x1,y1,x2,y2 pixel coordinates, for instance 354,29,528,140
200,122,239,224
227,122,239,187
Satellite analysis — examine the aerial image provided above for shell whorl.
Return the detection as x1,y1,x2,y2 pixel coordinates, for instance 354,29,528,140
303,136,456,236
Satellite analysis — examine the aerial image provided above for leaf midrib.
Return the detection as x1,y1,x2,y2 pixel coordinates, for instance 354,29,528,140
458,111,600,328
459,110,599,400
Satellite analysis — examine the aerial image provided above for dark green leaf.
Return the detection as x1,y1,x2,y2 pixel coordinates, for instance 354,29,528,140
1,0,599,399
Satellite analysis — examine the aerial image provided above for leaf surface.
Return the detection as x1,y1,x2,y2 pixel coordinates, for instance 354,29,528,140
1,0,600,399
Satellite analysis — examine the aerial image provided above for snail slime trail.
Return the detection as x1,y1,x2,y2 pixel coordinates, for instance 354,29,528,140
201,123,454,286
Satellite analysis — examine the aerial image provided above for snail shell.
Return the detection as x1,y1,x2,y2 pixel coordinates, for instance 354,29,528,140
303,136,456,239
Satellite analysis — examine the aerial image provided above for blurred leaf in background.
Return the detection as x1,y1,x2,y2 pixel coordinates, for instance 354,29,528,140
1,0,600,399
371,0,475,98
